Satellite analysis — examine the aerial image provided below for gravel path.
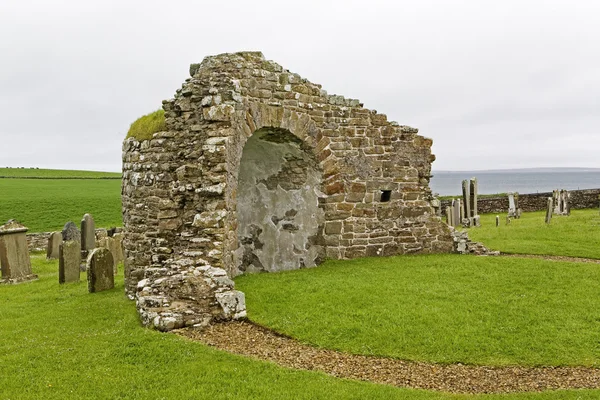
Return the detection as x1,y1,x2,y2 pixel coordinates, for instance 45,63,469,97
176,321,600,394
500,253,600,264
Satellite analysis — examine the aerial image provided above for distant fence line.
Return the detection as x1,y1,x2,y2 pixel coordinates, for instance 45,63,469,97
440,188,600,215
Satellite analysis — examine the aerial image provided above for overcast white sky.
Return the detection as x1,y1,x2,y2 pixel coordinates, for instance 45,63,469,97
1,0,598,172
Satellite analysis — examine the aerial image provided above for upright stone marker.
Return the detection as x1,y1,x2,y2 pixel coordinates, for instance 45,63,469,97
470,178,478,217
87,248,114,292
46,231,62,260
445,206,452,226
0,220,37,284
461,180,471,222
452,199,461,228
81,214,96,253
62,222,81,243
59,240,81,283
508,193,517,217
545,197,553,224
496,215,500,227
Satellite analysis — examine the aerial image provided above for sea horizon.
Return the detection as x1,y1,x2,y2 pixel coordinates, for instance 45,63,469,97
430,168,600,196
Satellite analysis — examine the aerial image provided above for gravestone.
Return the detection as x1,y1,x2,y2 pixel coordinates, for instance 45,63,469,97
87,247,114,292
95,228,108,242
59,240,81,283
552,189,569,215
111,232,125,265
469,178,478,217
98,236,122,274
46,231,62,260
452,199,461,228
496,215,500,227
545,197,553,224
62,222,80,242
81,214,96,253
0,220,37,284
446,206,453,226
461,180,471,222
508,193,517,217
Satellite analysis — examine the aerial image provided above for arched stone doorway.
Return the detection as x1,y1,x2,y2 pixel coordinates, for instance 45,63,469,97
121,51,454,331
235,127,324,273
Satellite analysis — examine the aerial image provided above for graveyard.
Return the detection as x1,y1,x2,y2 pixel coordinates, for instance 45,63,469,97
2,52,600,398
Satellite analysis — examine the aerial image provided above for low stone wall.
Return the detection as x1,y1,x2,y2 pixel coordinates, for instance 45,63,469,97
27,228,123,252
441,188,600,215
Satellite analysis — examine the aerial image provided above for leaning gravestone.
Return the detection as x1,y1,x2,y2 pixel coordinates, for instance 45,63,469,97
0,220,38,284
87,247,114,292
59,240,81,283
81,214,96,253
46,231,62,260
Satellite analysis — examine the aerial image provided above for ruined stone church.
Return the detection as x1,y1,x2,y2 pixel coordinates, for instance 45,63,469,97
122,51,453,330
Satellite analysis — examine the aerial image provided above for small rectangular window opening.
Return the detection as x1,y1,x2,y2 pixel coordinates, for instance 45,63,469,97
380,190,392,202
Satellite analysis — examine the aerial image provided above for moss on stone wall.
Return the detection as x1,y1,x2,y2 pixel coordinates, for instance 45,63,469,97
126,109,166,141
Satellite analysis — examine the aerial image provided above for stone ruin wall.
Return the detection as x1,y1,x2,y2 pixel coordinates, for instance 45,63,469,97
441,188,600,215
121,51,453,330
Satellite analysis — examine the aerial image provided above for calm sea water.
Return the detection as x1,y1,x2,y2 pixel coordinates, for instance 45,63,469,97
430,171,600,196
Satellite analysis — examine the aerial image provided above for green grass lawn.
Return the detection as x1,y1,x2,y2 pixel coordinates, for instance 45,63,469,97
467,209,600,259
0,167,121,179
237,254,600,367
2,254,599,399
0,178,122,232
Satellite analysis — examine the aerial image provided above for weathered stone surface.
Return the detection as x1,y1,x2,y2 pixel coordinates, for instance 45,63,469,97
62,222,80,242
46,231,62,260
0,220,37,284
59,240,81,283
121,51,453,330
87,247,114,292
81,213,96,251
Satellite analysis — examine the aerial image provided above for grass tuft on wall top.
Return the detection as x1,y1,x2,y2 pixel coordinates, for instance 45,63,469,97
126,109,166,141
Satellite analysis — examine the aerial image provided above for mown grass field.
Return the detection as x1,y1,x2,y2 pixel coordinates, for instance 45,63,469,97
0,178,122,232
3,171,600,398
2,254,599,400
0,167,120,179
237,254,600,367
468,209,600,259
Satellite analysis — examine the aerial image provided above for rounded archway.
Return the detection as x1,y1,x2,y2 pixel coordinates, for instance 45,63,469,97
234,127,325,273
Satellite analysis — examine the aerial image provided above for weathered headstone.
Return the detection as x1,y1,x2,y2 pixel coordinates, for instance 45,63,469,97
59,240,81,284
87,247,114,292
469,178,478,217
95,228,108,242
552,189,569,215
462,180,471,222
508,193,517,217
472,215,481,227
112,232,125,265
81,214,96,253
452,199,461,228
445,206,452,226
0,220,37,284
62,222,80,243
46,231,62,260
496,215,500,227
545,197,553,224
98,236,123,274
